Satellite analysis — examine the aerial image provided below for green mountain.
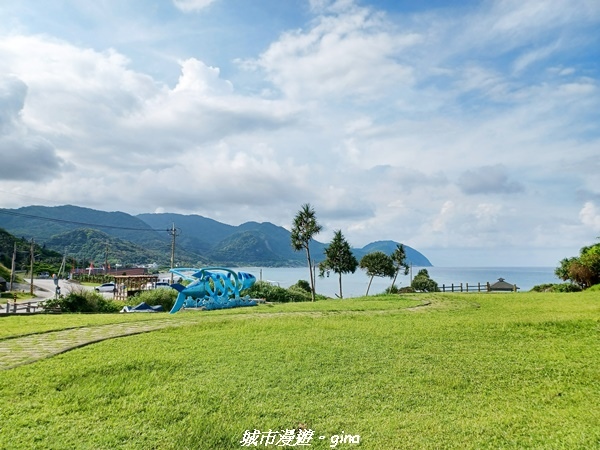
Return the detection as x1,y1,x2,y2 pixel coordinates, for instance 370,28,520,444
46,228,167,267
0,206,433,268
0,205,170,249
354,240,433,267
0,227,64,275
136,213,236,255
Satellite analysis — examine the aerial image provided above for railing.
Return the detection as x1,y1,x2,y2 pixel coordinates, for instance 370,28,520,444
440,283,488,293
439,282,518,292
1,301,42,314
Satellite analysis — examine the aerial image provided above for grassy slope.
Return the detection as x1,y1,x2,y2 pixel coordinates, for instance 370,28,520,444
0,292,598,449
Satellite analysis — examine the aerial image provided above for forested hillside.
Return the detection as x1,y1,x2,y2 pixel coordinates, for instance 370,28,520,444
0,206,433,268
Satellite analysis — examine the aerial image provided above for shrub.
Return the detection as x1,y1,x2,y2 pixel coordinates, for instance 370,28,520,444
292,279,312,292
530,283,555,292
530,283,582,293
287,285,313,302
243,281,314,303
552,283,582,293
384,285,415,294
45,288,121,313
411,269,440,292
131,288,177,311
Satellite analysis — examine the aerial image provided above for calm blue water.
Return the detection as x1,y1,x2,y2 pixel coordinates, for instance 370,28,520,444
234,266,560,298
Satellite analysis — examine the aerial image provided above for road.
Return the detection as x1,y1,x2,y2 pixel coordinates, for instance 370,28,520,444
1,278,95,314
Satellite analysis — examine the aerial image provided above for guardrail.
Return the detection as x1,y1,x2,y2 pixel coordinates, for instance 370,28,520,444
1,301,42,314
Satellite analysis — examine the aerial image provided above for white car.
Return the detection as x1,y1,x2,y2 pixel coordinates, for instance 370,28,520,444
95,282,116,293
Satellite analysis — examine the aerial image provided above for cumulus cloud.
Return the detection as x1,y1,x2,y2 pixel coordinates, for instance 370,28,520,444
457,165,525,195
0,0,599,264
249,1,418,101
0,75,66,181
173,58,233,95
579,202,600,231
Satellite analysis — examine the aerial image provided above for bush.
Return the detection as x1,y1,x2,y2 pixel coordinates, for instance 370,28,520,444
383,285,415,294
530,283,555,292
243,281,314,303
131,288,177,311
552,283,583,293
292,279,311,292
45,288,121,313
411,269,439,292
530,283,582,293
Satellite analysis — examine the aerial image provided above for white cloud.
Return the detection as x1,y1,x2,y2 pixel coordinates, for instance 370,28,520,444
0,0,599,265
0,75,67,181
172,0,218,13
250,2,418,101
173,58,233,95
457,165,525,195
579,202,600,231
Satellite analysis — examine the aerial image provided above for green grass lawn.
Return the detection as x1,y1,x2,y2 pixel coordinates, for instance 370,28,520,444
0,292,598,449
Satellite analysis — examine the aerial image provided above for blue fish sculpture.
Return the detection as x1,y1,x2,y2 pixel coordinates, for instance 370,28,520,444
168,267,258,313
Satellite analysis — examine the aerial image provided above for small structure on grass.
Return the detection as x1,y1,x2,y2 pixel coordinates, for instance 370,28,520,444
112,274,159,300
489,278,519,292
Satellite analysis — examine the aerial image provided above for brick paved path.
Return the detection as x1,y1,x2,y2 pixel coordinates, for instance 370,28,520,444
0,318,195,370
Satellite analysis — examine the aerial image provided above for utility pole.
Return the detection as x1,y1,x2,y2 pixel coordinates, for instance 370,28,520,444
104,241,109,274
29,238,35,296
10,241,16,291
167,223,180,284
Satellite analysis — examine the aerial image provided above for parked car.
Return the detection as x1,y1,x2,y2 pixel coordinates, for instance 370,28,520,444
155,282,171,289
95,282,116,293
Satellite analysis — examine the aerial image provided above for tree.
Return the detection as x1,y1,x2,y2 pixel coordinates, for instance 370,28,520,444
411,268,439,292
390,244,410,289
290,203,322,301
359,251,395,296
318,230,358,299
555,242,600,289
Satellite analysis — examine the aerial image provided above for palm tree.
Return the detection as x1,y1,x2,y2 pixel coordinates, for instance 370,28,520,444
391,244,410,289
291,203,322,301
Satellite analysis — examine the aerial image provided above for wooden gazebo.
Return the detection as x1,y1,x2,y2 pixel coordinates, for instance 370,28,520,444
113,274,159,300
488,278,519,292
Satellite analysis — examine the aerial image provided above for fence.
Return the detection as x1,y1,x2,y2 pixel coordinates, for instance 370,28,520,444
439,282,519,292
1,301,42,314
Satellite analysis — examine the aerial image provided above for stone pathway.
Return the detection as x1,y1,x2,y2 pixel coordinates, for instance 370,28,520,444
0,318,195,371
0,299,432,371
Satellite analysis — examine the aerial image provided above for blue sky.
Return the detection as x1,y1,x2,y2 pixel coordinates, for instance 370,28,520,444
0,0,599,266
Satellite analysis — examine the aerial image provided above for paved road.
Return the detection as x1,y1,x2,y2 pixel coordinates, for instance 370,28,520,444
1,278,96,314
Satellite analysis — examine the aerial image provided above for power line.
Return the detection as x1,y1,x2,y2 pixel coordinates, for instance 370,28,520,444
0,209,169,233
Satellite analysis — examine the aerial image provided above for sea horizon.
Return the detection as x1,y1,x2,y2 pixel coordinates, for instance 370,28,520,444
228,266,561,298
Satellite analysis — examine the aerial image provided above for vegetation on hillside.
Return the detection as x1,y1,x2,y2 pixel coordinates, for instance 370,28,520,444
555,240,600,289
0,227,64,276
0,205,432,269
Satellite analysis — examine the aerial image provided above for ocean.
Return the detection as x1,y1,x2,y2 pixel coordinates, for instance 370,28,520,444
232,266,560,298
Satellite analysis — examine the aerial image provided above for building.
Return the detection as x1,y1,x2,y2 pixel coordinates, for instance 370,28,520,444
489,278,519,292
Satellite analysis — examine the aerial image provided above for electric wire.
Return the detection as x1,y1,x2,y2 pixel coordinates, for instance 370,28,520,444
0,209,171,233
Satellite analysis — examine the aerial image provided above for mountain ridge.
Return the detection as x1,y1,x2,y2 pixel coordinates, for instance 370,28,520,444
0,206,432,268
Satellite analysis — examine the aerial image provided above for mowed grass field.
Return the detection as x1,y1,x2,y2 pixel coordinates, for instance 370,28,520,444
0,292,598,449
